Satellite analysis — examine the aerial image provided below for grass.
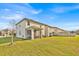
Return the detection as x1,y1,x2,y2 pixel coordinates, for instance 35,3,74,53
0,37,22,44
0,36,79,56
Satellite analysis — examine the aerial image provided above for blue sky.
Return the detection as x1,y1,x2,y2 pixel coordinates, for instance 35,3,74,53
0,3,79,31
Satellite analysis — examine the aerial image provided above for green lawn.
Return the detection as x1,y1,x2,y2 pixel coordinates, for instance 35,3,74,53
0,36,79,56
0,37,22,44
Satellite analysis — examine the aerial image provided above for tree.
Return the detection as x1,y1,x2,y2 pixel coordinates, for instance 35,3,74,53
9,19,16,45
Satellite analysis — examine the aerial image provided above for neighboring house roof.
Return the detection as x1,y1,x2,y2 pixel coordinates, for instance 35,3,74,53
1,28,16,33
2,29,9,32
16,18,66,32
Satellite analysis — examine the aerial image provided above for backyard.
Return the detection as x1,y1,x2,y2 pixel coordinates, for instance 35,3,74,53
0,36,79,56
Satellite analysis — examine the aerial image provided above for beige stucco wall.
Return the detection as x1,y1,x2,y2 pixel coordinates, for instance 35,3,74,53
29,21,41,28
48,27,54,36
27,21,41,37
53,28,64,33
41,25,46,36
26,21,50,37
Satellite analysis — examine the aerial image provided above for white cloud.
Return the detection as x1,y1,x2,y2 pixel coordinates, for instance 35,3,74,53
52,7,67,13
24,4,42,14
0,14,25,20
4,8,11,11
0,8,11,11
51,5,79,13
0,4,42,16
31,9,42,14
15,3,42,15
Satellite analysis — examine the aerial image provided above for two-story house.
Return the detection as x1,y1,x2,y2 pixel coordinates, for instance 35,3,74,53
16,18,69,40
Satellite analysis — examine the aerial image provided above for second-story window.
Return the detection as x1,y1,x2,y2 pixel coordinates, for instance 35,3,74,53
27,21,30,25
